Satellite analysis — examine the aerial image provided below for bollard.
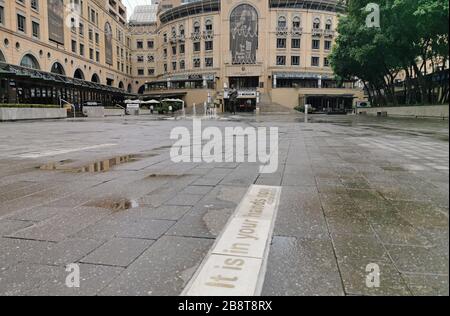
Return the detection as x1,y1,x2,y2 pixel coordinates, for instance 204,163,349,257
193,103,196,116
305,104,309,123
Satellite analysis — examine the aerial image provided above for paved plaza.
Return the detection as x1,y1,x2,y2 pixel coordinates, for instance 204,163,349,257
0,113,448,296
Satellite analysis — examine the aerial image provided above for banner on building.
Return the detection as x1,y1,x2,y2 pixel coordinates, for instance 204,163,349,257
230,4,258,65
48,0,65,45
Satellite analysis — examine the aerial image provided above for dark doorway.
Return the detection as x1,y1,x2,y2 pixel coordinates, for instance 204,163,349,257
229,76,259,89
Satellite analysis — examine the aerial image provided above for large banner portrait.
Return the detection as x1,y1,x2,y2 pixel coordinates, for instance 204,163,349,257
230,4,258,65
105,22,113,65
48,0,65,44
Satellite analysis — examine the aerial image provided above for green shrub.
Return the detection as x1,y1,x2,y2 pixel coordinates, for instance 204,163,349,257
0,104,59,109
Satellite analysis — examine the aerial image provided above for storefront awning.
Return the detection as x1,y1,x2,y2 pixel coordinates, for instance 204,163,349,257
273,72,334,80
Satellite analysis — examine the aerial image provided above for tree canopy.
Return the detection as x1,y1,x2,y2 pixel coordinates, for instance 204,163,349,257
330,0,449,105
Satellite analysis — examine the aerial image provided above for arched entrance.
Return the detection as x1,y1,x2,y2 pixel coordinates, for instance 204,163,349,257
91,73,100,83
20,54,40,70
74,68,85,80
0,50,6,63
137,85,146,95
118,81,124,90
50,62,66,75
127,84,132,93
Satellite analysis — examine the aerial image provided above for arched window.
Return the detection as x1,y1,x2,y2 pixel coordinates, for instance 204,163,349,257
171,27,177,37
127,84,132,93
20,54,40,70
91,73,100,83
179,25,185,37
293,16,301,29
313,18,321,29
50,62,65,75
74,68,85,80
137,85,146,95
325,19,332,30
205,19,213,31
0,50,5,63
278,16,287,28
193,21,200,34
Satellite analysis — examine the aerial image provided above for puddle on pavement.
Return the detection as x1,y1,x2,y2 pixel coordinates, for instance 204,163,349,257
38,152,158,173
146,173,186,179
85,198,139,212
381,166,408,172
39,155,138,173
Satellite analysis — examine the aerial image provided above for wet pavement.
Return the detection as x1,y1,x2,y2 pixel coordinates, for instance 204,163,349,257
0,114,448,296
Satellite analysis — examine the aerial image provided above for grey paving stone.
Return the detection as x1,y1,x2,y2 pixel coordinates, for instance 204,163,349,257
338,259,412,296
274,187,329,239
81,238,154,267
0,238,51,271
100,236,213,296
180,185,214,195
164,193,204,206
0,263,58,296
0,220,33,236
7,206,73,222
402,273,449,296
6,207,112,242
386,245,449,274
76,216,175,240
262,236,344,296
332,234,390,262
25,263,124,296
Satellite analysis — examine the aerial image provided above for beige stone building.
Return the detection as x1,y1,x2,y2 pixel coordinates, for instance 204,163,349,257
0,0,364,111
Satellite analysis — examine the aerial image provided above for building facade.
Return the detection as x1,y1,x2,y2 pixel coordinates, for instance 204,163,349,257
143,0,364,112
0,0,364,111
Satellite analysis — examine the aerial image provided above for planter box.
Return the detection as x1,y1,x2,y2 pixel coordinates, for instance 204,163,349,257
0,108,67,121
83,106,105,118
358,105,448,119
105,109,125,116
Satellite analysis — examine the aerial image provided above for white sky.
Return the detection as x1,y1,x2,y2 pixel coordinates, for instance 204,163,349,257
123,0,153,16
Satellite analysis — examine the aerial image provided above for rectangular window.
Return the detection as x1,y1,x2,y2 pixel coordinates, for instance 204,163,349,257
137,41,143,49
72,40,77,53
311,56,320,67
205,57,213,67
277,38,286,49
276,56,286,66
137,56,144,63
0,6,4,25
292,38,301,49
31,0,39,11
96,51,100,62
324,57,330,67
32,21,40,39
180,60,185,70
172,45,177,55
324,40,332,51
148,68,155,76
193,58,201,68
17,14,26,33
138,68,144,76
172,62,177,71
95,33,100,44
79,43,85,56
193,42,201,52
291,56,300,66
89,28,93,41
180,44,185,54
79,23,84,37
205,41,213,51
147,40,154,49
89,48,94,60
147,55,154,63
164,64,168,72
312,39,320,50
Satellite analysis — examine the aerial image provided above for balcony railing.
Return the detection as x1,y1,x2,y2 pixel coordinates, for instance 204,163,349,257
191,32,202,41
276,26,288,37
291,27,303,37
311,28,324,37
324,29,335,37
203,30,214,40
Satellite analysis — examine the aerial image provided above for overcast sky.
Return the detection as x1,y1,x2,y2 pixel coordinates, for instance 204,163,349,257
123,0,152,15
